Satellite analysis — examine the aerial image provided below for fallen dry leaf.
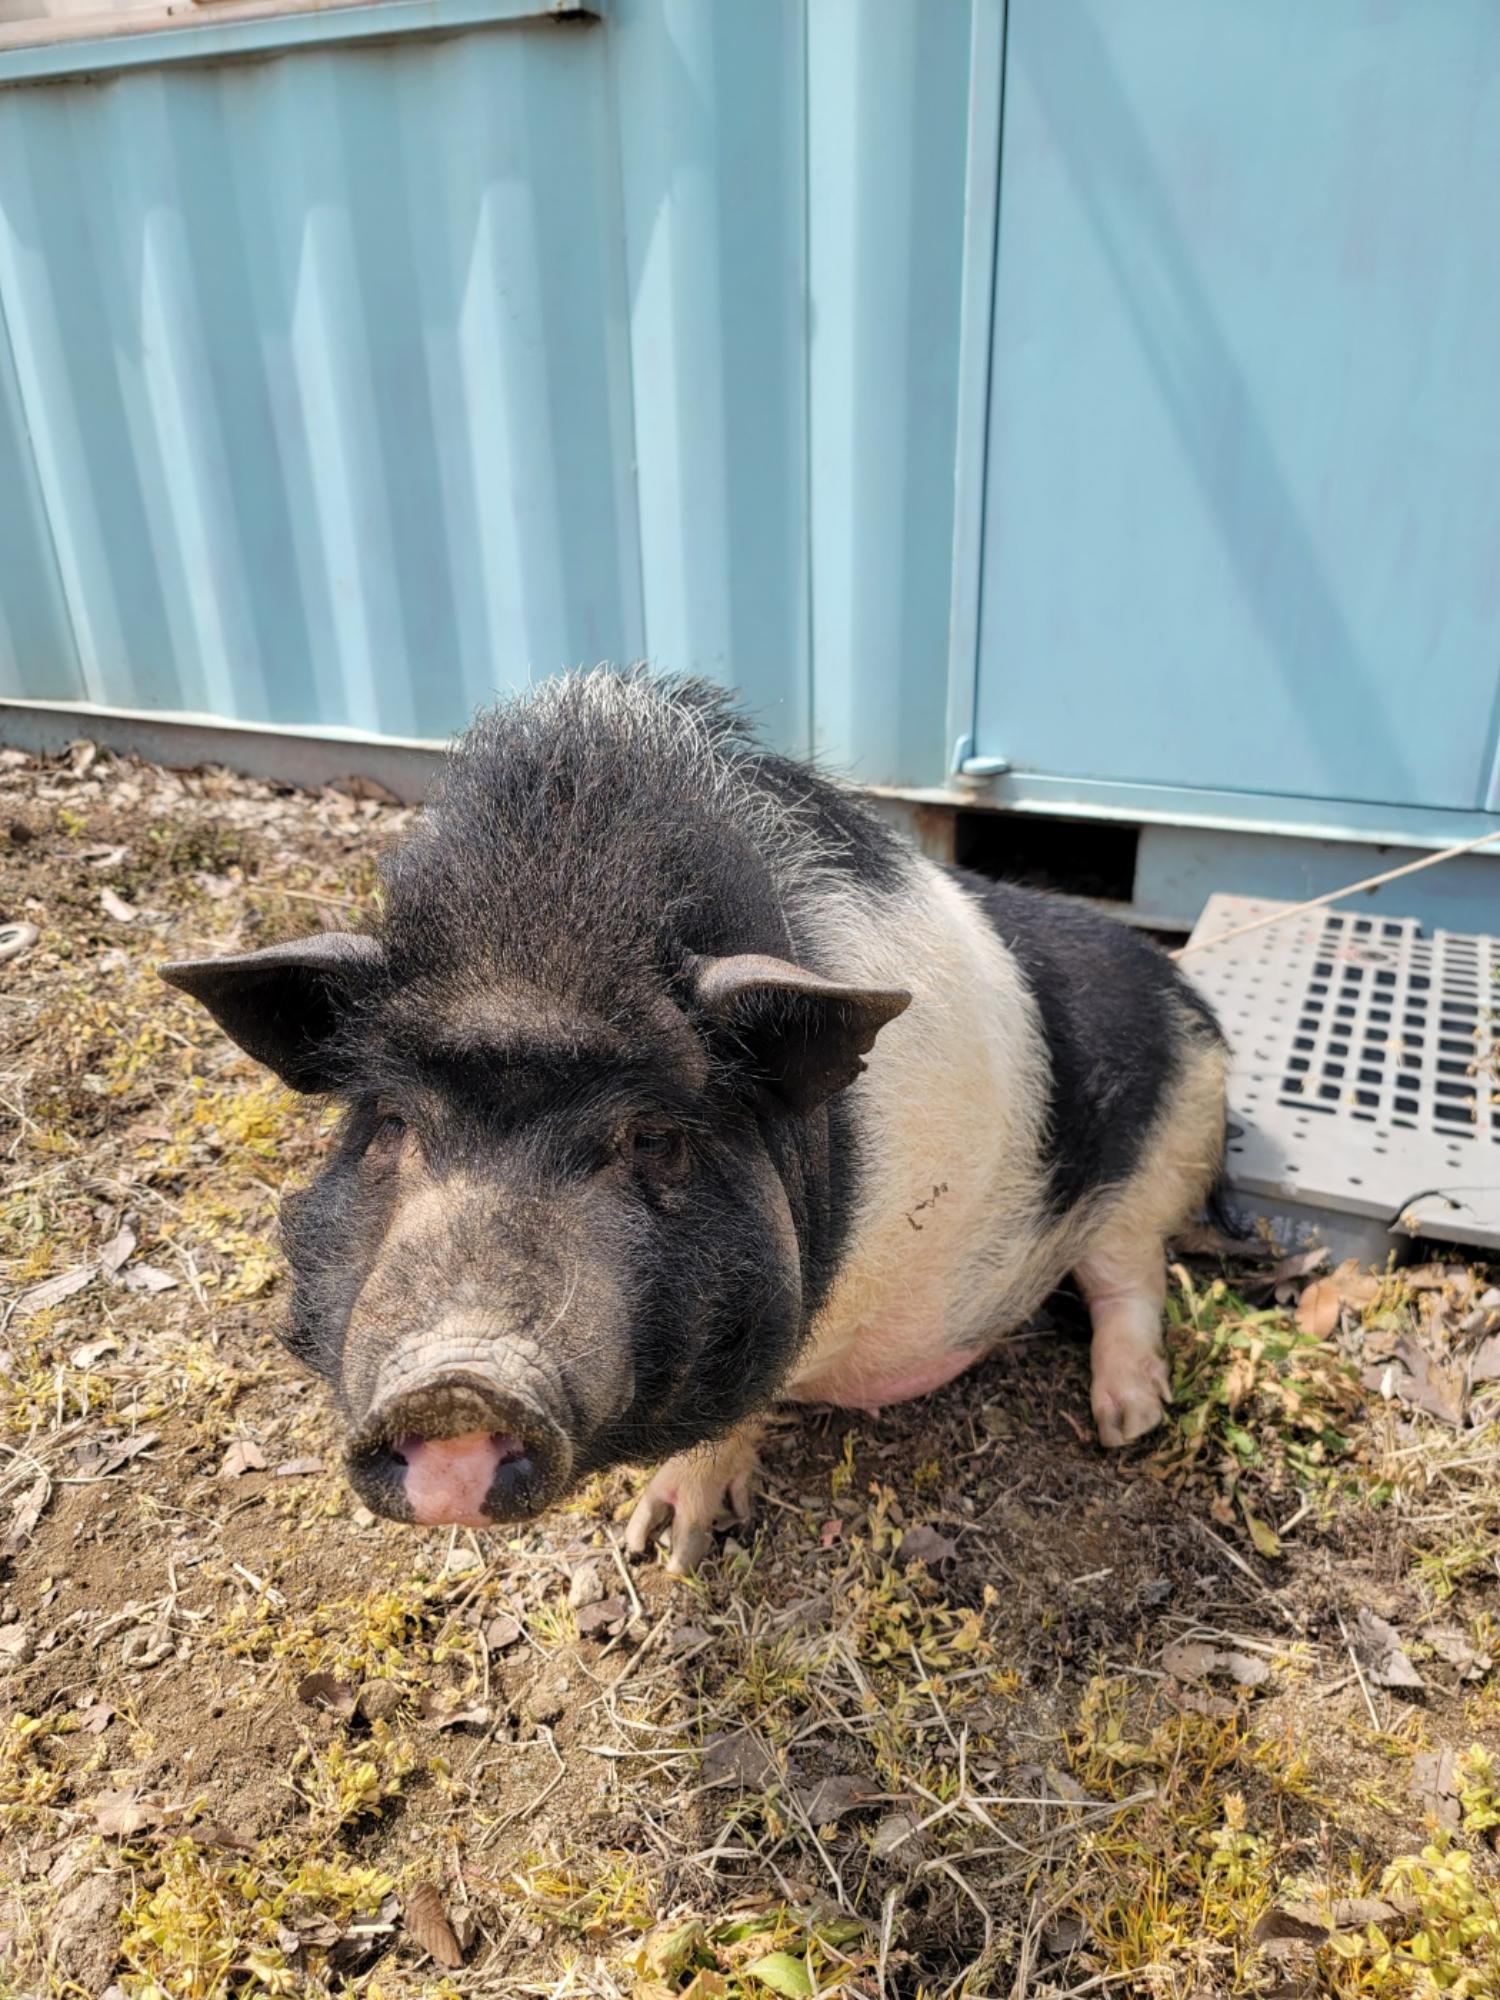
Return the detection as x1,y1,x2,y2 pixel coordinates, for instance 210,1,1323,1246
1402,1263,1457,1291
1329,1897,1407,1930
1160,1639,1218,1681
1459,1297,1500,1338
870,1810,922,1857
800,1773,880,1823
425,1699,491,1732
75,1432,159,1478
1252,1903,1330,1950
328,1921,397,1977
4,1472,49,1553
1364,1335,1467,1427
70,1337,119,1368
273,1457,325,1478
1355,1607,1425,1691
297,1672,358,1717
296,1922,346,1966
1423,1624,1493,1682
0,1623,34,1665
1042,1766,1093,1803
92,1789,161,1838
120,1264,178,1295
99,886,137,923
701,1729,777,1791
96,1226,136,1277
1162,1638,1270,1689
402,1882,463,1968
1330,1259,1382,1309
191,1819,257,1854
670,1961,724,1997
897,1525,958,1568
420,1696,490,1728
1411,1747,1461,1827
1040,1916,1088,1962
1270,1246,1330,1292
1176,1686,1236,1720
18,1266,94,1317
1296,1277,1341,1339
219,1439,267,1480
120,1616,174,1671
668,1622,711,1653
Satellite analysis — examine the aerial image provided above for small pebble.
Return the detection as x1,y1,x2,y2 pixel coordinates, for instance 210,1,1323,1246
567,1561,604,1609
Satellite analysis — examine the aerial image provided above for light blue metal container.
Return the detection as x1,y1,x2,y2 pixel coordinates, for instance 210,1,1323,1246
1,0,1498,911
0,0,976,783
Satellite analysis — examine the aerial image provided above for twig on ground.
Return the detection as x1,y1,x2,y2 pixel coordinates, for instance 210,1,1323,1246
1336,1607,1382,1732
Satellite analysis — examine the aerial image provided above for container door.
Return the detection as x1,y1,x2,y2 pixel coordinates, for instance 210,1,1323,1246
973,0,1500,814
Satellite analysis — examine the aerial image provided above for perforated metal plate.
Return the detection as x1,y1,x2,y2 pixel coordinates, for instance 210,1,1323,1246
1183,894,1500,1254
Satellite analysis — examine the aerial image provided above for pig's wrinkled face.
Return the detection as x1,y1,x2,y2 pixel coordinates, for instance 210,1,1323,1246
160,932,906,1530
277,984,806,1527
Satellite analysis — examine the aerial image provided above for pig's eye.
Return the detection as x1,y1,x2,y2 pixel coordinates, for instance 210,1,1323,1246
625,1120,686,1177
363,1113,407,1164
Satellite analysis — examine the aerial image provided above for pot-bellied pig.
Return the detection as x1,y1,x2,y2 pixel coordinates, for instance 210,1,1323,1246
163,671,1226,1571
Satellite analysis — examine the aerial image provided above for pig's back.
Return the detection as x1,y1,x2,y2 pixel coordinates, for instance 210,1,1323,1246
789,854,1222,1402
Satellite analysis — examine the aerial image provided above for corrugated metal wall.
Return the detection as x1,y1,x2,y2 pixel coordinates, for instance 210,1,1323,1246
0,0,980,787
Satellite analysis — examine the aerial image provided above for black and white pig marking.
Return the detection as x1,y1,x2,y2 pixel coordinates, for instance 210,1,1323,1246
163,672,1227,1572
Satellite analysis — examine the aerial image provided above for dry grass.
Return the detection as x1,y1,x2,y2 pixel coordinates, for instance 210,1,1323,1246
1,743,1498,1998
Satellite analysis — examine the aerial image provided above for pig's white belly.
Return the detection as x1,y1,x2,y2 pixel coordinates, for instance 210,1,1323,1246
786,1323,984,1414
784,1225,1067,1416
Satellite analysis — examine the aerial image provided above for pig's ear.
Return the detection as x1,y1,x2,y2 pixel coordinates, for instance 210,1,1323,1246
160,932,383,1092
691,952,911,1114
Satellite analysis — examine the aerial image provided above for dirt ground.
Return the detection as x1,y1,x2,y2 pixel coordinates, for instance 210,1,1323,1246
2,741,1498,2000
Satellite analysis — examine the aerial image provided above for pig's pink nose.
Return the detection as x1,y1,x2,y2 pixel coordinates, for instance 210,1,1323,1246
391,1431,525,1527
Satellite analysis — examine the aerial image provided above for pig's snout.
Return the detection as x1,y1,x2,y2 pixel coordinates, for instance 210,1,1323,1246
389,1428,529,1527
346,1361,575,1527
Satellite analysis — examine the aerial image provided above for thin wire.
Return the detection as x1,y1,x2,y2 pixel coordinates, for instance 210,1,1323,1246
1171,828,1500,960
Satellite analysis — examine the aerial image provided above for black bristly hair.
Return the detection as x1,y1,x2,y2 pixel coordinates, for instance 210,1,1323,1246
370,668,903,1022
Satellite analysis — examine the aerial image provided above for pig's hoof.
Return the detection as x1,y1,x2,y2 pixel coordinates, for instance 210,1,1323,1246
1091,1350,1171,1449
624,1445,757,1576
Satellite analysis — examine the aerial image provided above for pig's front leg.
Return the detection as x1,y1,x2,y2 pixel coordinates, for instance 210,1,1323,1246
1076,1236,1173,1448
624,1421,761,1575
